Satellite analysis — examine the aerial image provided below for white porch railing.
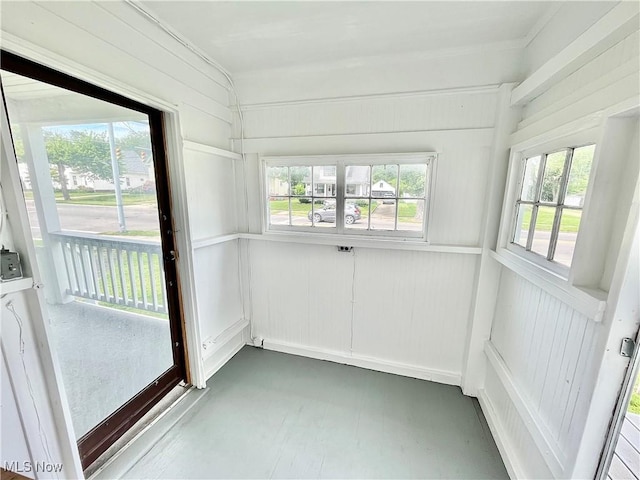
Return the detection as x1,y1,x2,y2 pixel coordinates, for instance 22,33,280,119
51,231,167,314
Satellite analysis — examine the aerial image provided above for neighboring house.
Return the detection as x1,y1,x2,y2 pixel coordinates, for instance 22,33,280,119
371,179,396,196
18,149,153,192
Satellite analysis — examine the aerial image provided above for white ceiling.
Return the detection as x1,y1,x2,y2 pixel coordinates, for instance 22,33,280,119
140,1,555,74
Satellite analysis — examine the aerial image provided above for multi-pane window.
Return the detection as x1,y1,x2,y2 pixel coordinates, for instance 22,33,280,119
264,153,434,237
512,144,595,268
344,164,428,233
266,165,337,229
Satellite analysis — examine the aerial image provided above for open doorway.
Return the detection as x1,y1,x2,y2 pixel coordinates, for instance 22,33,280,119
0,51,187,469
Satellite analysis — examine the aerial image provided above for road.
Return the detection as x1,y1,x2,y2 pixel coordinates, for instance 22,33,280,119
269,203,422,232
25,200,160,238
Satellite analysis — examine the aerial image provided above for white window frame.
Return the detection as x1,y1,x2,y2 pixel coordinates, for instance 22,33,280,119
502,129,598,277
261,152,436,240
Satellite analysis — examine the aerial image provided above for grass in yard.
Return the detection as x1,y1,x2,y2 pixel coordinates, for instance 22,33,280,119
398,202,417,218
629,376,640,414
522,207,582,232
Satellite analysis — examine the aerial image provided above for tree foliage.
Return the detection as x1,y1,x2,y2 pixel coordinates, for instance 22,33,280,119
372,165,426,197
116,129,152,158
44,130,118,200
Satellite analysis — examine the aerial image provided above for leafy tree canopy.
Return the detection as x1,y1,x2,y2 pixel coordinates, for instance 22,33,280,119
44,130,118,180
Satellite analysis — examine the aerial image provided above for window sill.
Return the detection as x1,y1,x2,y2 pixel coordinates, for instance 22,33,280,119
491,248,607,322
239,232,481,255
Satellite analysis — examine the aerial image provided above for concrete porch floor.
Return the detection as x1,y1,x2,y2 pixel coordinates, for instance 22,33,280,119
115,347,508,479
47,300,173,439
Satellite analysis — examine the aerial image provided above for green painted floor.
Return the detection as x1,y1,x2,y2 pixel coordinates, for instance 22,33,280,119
121,347,508,479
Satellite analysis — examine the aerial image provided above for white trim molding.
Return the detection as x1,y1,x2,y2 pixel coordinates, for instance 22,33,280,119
485,341,568,478
235,84,501,111
240,233,481,255
192,233,240,250
261,339,461,386
183,140,243,161
203,323,251,381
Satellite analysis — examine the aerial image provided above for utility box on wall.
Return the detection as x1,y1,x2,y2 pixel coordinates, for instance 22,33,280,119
1,247,23,281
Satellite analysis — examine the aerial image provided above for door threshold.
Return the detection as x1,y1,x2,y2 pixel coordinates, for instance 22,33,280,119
86,384,209,479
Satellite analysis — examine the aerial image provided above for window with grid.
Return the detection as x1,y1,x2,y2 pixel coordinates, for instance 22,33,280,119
264,153,433,237
512,144,595,268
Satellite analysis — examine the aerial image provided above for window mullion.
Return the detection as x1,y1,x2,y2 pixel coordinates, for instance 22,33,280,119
525,154,547,251
336,160,345,233
288,167,292,226
548,148,574,260
394,163,400,231
367,165,372,230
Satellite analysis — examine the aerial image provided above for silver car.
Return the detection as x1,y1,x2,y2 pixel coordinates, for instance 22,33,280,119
308,202,362,224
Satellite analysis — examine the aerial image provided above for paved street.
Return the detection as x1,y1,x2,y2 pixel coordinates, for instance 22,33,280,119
269,203,422,232
25,200,160,238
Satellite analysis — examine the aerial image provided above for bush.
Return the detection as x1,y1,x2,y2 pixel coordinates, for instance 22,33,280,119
314,199,324,204
355,199,368,207
76,185,95,193
298,198,311,204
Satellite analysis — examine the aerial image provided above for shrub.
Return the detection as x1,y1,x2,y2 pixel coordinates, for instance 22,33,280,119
298,198,311,204
76,185,95,193
355,200,368,207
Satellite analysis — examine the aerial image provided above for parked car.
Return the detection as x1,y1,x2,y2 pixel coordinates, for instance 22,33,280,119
308,202,361,224
372,190,396,204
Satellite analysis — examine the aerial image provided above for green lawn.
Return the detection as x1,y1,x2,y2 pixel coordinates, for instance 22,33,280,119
522,207,582,232
629,376,640,414
398,202,417,218
24,190,157,206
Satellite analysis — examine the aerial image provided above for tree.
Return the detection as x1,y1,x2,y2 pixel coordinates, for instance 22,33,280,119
117,129,152,161
44,130,119,200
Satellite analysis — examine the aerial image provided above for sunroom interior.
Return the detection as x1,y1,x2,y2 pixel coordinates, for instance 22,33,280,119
0,2,639,479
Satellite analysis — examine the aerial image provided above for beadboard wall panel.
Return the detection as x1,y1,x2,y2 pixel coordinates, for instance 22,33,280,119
193,241,244,348
249,241,478,381
249,241,355,354
488,267,601,476
351,249,477,376
482,366,554,479
183,150,238,241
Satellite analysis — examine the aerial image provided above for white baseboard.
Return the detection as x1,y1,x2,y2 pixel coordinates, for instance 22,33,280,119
261,339,461,386
203,324,250,381
477,389,525,480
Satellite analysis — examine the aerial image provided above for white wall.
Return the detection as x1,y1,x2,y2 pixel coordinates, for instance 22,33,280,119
481,20,640,479
0,1,243,476
234,50,522,384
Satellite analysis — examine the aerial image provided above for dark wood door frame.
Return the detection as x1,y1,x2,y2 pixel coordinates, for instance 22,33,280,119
1,50,188,469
